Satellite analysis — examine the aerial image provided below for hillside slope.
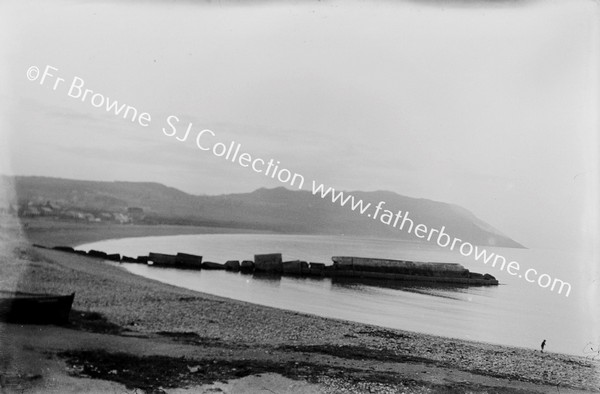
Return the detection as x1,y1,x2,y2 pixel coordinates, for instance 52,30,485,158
1,176,524,247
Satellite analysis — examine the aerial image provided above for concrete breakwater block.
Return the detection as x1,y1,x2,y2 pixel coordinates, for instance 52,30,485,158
332,256,469,277
121,256,137,263
254,253,283,273
330,256,498,284
469,272,497,282
53,246,75,253
240,260,254,273
309,262,326,276
105,253,121,262
224,260,241,271
88,250,108,259
282,260,309,274
148,252,178,266
176,253,203,269
202,261,225,270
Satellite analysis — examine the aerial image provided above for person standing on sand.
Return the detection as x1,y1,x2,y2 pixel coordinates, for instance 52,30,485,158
541,339,546,353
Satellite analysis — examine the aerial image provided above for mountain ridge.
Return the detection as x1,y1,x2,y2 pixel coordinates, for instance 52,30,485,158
0,175,524,248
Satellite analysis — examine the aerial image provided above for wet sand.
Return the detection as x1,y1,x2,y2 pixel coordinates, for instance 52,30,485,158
1,218,599,393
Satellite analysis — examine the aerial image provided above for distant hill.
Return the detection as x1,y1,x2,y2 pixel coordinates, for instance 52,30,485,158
0,175,524,247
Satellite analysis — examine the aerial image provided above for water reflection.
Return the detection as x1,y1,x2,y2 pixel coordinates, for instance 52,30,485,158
82,234,591,356
236,271,488,301
330,277,475,300
248,272,282,288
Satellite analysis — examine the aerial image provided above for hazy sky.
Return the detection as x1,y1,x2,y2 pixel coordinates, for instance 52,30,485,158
0,0,598,250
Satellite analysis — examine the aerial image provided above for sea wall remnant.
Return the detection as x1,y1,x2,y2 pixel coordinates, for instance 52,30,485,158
331,256,497,284
332,256,469,278
43,245,499,286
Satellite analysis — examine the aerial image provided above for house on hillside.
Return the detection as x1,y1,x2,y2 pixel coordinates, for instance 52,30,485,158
45,201,61,211
82,213,99,222
40,207,54,215
114,213,130,224
64,210,86,220
100,212,114,220
127,207,145,221
22,207,41,217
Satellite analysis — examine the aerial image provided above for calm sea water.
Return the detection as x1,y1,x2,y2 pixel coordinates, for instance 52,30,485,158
80,234,597,357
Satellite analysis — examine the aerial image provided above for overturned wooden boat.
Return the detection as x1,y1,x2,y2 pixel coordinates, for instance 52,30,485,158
0,292,75,325
330,256,498,285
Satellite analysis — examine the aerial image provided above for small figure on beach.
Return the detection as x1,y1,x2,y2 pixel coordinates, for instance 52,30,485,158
541,339,546,353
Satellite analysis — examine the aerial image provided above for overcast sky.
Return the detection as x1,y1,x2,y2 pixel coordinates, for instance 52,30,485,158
0,0,598,251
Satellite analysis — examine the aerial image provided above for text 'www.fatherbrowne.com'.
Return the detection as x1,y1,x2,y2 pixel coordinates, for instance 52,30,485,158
310,184,571,297
27,64,572,297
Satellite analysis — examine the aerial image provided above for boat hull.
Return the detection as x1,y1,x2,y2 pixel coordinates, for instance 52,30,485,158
0,293,75,325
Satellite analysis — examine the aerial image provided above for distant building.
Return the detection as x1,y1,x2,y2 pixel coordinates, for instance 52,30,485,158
113,213,130,224
45,201,61,211
127,207,144,221
64,210,85,220
82,213,97,222
23,207,41,217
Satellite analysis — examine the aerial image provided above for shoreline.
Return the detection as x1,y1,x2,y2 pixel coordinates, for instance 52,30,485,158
2,218,599,393
21,218,273,248
26,220,509,351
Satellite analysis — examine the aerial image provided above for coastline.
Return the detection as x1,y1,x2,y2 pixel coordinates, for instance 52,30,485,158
21,218,273,247
1,219,599,393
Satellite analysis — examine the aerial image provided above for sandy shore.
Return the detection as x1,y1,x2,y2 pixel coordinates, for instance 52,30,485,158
1,218,599,393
